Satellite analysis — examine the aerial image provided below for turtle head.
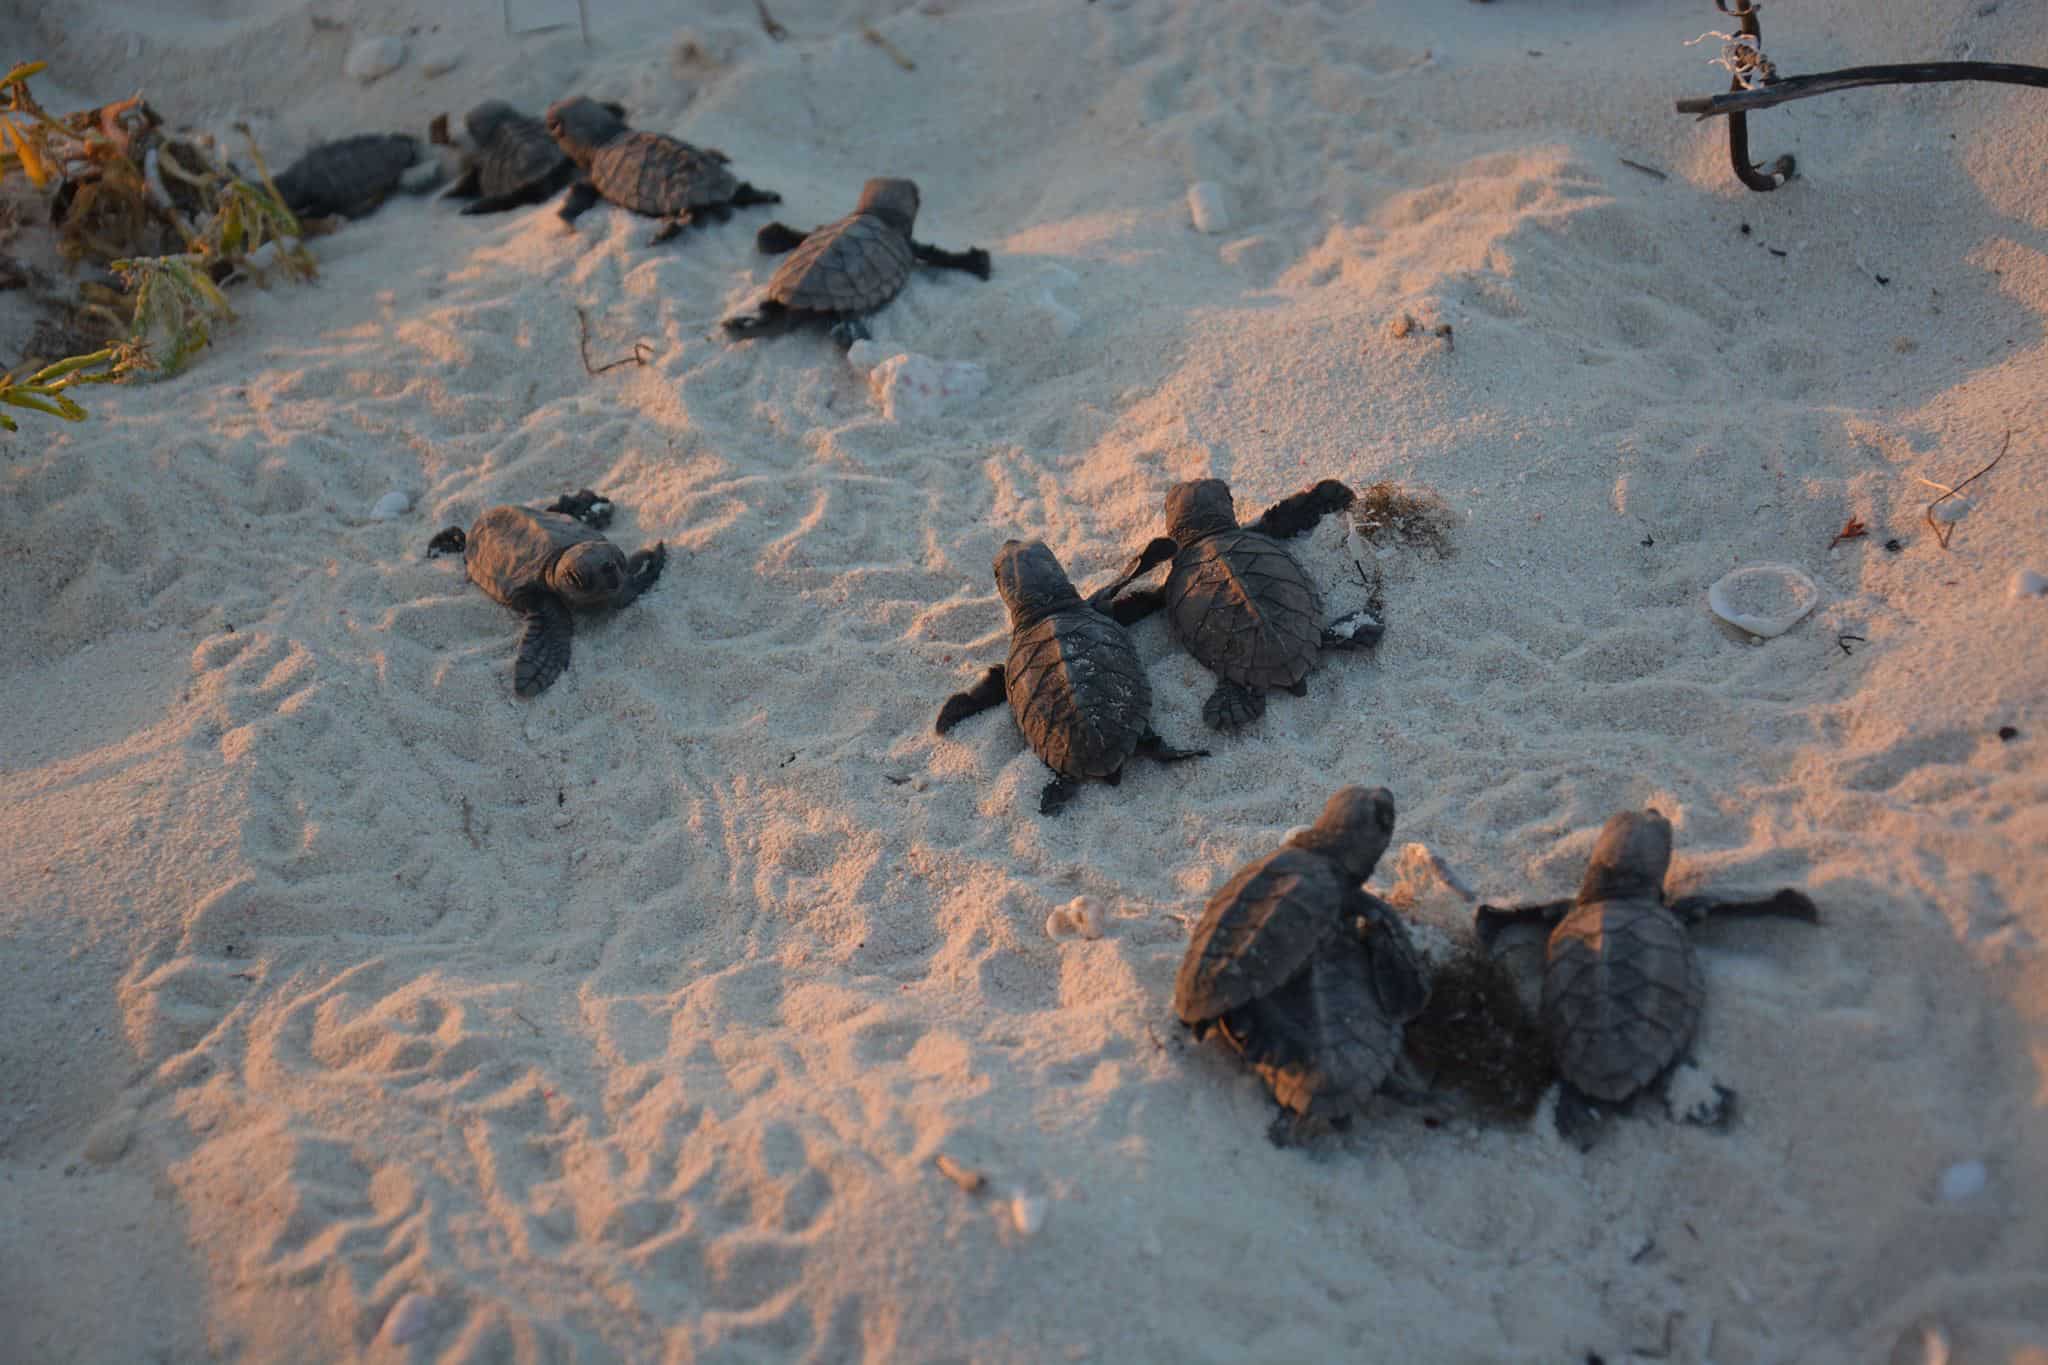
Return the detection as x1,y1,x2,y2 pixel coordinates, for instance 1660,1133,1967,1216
463,100,520,145
855,178,920,236
1578,809,1674,904
1162,478,1239,543
545,96,629,166
550,539,630,607
992,539,1082,626
1286,785,1398,883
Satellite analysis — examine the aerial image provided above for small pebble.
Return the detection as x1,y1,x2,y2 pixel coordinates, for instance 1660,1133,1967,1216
371,490,412,521
2010,568,2047,599
1187,181,1230,234
1044,896,1105,941
1010,1191,1047,1237
1937,1159,1987,1202
379,1292,436,1346
82,1110,136,1165
344,36,407,83
418,44,462,78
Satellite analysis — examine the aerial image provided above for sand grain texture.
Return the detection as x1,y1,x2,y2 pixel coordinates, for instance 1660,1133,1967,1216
3,0,2045,1361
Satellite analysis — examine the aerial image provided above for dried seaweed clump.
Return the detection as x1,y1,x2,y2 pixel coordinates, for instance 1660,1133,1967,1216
1350,481,1459,557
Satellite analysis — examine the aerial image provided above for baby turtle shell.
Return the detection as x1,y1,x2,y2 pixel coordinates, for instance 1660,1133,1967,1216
1476,809,1819,1146
1175,787,1429,1138
545,96,779,244
934,538,1203,814
426,490,666,697
274,133,433,220
446,100,600,214
724,178,992,347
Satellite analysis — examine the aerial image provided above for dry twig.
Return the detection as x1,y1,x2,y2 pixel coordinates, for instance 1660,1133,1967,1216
863,26,917,71
1922,429,2012,549
755,0,788,40
576,307,652,375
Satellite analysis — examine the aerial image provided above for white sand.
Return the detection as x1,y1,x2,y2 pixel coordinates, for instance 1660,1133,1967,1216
4,0,2046,1359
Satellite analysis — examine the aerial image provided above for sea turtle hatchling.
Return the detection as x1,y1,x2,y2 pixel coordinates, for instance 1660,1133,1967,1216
1173,786,1430,1142
1111,478,1385,731
934,537,1206,815
426,490,667,697
273,133,445,222
444,99,618,215
544,96,780,245
1475,808,1820,1147
722,178,992,348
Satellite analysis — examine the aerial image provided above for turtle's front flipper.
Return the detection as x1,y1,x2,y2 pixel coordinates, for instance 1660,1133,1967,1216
1667,887,1820,927
463,169,570,215
731,182,781,208
513,593,575,697
615,543,667,608
1085,536,1178,613
1202,679,1266,731
911,240,993,280
1248,479,1357,539
721,301,793,338
1321,608,1384,651
443,165,481,200
1136,730,1209,764
935,665,1006,735
1104,585,1168,628
427,526,468,557
755,221,809,254
559,178,602,226
546,490,614,527
1472,899,1572,951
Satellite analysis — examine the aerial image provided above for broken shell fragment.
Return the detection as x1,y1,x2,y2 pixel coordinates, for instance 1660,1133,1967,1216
1706,562,1820,640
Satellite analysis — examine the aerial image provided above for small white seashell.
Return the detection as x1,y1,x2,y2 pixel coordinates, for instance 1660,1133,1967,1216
1936,1159,1986,1202
1044,909,1071,940
1187,181,1230,234
1010,1191,1047,1236
1929,497,1972,525
371,490,412,521
1706,562,1821,640
2010,569,2047,599
418,44,462,77
1067,896,1103,940
344,36,407,83
380,1292,436,1346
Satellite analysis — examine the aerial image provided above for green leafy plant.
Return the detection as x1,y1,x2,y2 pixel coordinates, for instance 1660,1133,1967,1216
0,343,146,430
111,254,236,375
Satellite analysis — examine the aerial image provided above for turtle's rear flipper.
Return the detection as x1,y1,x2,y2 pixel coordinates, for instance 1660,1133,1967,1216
1248,479,1356,539
616,543,667,607
827,316,872,349
935,665,1006,735
1668,887,1821,926
427,526,468,557
1322,608,1384,651
650,211,697,245
1136,730,1208,764
912,240,993,281
755,221,809,254
513,594,575,697
731,182,782,208
546,490,613,528
1202,679,1265,731
1554,1085,1610,1151
1038,774,1079,816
